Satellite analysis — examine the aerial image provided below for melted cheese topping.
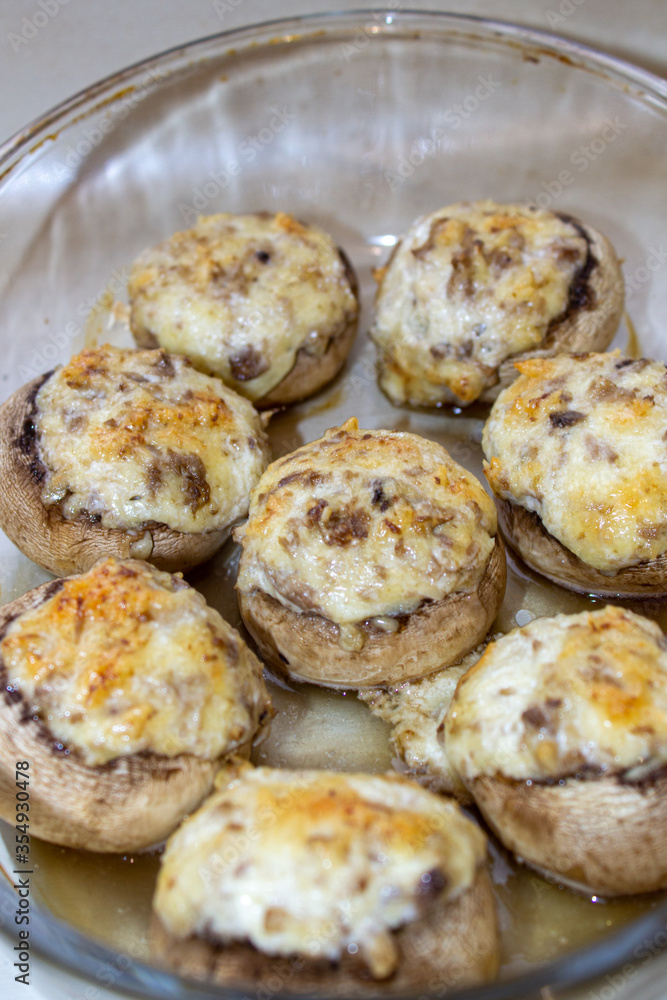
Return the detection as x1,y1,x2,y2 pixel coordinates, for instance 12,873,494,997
370,201,588,406
445,606,667,782
235,418,497,625
36,345,270,534
153,764,485,978
483,352,667,571
128,212,358,401
0,559,270,767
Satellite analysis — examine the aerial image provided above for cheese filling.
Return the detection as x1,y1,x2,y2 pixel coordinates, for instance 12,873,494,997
370,201,589,406
0,559,270,767
35,345,270,534
128,212,358,400
235,418,497,625
445,606,667,782
153,765,485,978
483,352,667,571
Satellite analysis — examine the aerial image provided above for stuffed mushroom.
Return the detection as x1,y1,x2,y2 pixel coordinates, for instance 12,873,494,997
0,558,270,852
235,418,505,688
445,606,667,895
483,352,667,596
128,211,360,407
151,763,499,992
0,344,270,576
358,643,493,803
370,200,623,408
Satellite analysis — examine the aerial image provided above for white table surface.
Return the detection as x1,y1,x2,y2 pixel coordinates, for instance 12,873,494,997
1,1,667,998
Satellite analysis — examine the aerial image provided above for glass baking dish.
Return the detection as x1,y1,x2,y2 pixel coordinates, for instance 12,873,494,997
1,9,667,999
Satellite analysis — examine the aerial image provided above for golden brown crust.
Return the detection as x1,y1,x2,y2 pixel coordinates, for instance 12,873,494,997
0,578,235,852
0,377,228,577
256,250,359,408
149,867,499,995
470,772,667,896
238,537,506,688
489,218,624,402
498,498,667,597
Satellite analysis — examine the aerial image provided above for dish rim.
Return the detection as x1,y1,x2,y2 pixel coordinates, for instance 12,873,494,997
2,5,667,171
1,7,667,999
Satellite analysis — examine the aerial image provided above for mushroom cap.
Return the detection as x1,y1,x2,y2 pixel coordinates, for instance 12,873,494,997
470,772,667,896
498,497,667,597
0,574,266,852
238,537,506,688
149,865,499,994
0,710,219,853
